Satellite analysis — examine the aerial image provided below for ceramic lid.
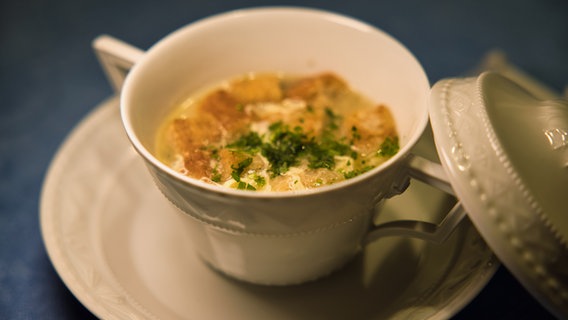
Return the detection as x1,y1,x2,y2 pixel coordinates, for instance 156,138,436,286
429,71,568,318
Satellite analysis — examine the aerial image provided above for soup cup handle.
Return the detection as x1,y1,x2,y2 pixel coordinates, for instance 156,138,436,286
92,35,145,93
364,154,466,245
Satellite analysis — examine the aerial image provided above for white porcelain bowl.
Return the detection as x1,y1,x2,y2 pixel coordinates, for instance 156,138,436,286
119,7,431,285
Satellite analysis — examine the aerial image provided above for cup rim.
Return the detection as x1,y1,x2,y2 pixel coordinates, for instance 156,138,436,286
121,6,430,199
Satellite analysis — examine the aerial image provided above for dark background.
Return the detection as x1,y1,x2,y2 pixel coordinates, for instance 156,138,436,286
1,0,567,319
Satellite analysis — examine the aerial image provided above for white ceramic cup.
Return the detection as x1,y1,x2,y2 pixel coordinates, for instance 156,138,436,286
94,7,464,285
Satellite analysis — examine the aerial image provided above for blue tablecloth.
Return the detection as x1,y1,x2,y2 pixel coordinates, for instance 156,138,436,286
1,0,566,318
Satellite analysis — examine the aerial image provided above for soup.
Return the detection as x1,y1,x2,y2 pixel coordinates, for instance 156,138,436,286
155,72,399,191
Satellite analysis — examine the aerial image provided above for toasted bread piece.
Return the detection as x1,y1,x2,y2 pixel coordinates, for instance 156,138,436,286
343,104,397,156
230,74,283,103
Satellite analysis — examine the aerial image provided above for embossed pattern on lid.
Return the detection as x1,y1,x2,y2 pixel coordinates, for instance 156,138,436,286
482,73,568,247
429,72,568,318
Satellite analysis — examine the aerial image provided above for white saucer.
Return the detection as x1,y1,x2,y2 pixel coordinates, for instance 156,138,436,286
40,96,498,320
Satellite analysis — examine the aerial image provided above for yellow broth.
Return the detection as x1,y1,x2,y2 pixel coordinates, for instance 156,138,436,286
155,72,399,191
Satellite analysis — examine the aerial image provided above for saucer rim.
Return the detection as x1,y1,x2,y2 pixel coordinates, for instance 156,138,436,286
39,96,498,319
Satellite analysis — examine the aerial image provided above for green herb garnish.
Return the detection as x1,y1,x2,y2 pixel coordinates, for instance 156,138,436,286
324,107,341,131
226,114,362,176
223,108,398,183
210,148,220,160
300,107,353,169
343,166,374,179
253,175,266,187
262,123,308,176
351,126,361,141
211,167,222,182
237,181,256,190
227,132,263,154
377,136,400,157
231,157,253,182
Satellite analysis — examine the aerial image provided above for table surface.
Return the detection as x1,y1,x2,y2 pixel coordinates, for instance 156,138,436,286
1,0,567,319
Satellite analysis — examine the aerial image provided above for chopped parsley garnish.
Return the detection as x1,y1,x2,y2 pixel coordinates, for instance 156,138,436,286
226,119,359,176
237,181,256,190
211,167,222,182
230,158,262,191
262,122,308,176
210,148,220,160
351,126,361,141
324,107,341,131
222,109,399,183
253,175,266,187
227,132,263,153
231,157,253,182
306,143,335,170
377,136,400,157
343,166,374,179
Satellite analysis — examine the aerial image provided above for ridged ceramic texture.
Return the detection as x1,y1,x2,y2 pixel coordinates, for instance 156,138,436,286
429,72,568,318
